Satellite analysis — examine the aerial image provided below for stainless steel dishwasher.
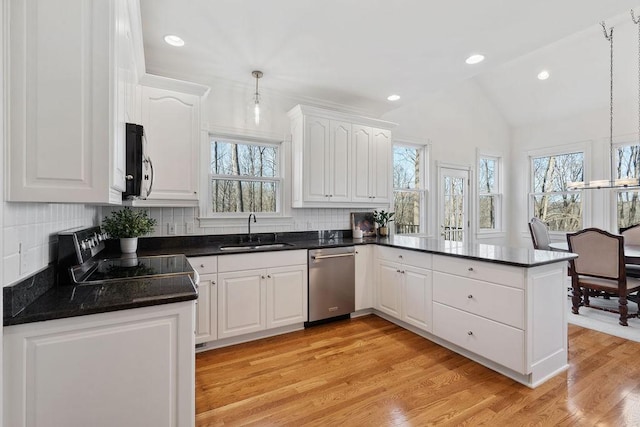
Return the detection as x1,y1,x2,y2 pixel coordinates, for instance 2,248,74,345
307,246,355,324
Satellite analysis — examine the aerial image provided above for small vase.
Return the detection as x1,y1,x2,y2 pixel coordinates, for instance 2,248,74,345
120,237,138,254
378,226,388,237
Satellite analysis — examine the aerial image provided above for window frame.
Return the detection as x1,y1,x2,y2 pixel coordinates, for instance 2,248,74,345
200,133,287,223
612,139,640,231
476,150,503,235
526,142,590,235
391,140,429,236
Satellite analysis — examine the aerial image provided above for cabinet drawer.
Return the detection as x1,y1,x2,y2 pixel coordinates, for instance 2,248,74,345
432,255,523,289
218,250,307,272
433,272,524,329
377,246,432,269
188,256,218,275
433,302,525,374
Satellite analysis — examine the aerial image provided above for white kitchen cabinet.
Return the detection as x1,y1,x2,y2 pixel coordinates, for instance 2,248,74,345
352,125,391,204
189,256,218,344
376,247,433,332
3,302,195,427
217,251,307,340
139,84,203,205
6,0,143,204
355,245,373,310
288,104,395,208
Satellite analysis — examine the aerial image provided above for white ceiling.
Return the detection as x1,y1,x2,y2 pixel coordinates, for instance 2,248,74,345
140,1,639,122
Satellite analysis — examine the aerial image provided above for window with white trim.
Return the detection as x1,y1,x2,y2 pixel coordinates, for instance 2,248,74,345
393,143,427,235
530,151,583,232
208,137,282,215
614,142,640,229
478,155,501,231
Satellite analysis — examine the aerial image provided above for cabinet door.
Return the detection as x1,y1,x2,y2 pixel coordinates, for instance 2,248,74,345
7,0,122,204
371,128,391,202
266,265,307,328
218,270,265,339
402,266,433,332
351,125,372,203
376,261,402,318
329,120,351,202
141,86,200,202
195,273,217,344
303,116,330,202
355,245,373,310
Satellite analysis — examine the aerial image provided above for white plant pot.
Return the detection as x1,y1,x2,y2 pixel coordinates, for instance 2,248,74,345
120,237,138,254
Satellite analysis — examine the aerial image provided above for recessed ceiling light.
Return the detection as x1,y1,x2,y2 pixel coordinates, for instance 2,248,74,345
465,54,485,65
537,70,550,80
387,94,401,101
164,35,185,47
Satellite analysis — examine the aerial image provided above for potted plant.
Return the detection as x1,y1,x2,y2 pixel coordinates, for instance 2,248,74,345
373,210,395,237
101,207,157,253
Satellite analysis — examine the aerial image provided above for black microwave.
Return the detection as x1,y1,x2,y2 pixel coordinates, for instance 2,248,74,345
123,123,153,200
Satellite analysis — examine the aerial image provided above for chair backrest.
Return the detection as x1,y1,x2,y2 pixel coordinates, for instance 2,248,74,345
528,218,551,250
620,223,640,245
566,228,623,280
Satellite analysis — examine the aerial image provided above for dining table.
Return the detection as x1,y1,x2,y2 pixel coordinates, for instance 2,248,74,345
549,242,640,264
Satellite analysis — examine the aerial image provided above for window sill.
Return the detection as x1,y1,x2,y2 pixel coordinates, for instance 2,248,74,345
197,216,294,228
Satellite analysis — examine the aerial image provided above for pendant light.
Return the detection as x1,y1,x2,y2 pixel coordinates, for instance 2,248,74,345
568,18,640,190
251,70,263,126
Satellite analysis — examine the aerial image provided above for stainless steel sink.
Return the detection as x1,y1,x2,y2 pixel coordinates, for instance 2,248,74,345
218,242,294,251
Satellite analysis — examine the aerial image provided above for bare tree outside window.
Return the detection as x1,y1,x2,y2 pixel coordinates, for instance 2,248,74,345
393,145,425,234
616,144,640,229
478,157,500,230
530,152,583,232
210,139,280,213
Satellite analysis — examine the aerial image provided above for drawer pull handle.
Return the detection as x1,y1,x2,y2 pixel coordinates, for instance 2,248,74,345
468,331,473,336
467,294,473,299
468,267,474,272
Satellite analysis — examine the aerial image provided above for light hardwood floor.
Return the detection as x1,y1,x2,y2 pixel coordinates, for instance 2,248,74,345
195,315,640,426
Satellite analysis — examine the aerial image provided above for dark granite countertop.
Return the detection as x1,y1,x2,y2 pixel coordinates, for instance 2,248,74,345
5,230,575,327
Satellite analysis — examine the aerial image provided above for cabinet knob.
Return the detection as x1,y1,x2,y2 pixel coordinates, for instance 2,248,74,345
401,270,405,274
468,331,473,336
468,267,474,272
261,275,266,279
399,255,403,259
267,275,272,278
200,264,205,268
125,175,134,181
467,294,473,299
212,281,216,285
396,269,401,273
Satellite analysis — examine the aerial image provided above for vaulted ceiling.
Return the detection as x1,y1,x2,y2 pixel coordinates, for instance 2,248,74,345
140,1,639,124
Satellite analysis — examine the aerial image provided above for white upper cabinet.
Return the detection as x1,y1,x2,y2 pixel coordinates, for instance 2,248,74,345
139,83,204,205
6,0,143,204
288,105,395,208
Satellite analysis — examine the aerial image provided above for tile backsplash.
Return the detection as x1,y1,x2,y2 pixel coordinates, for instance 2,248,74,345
3,203,98,286
100,207,358,237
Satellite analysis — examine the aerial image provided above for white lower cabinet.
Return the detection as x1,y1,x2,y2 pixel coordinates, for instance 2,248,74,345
375,247,433,332
217,251,308,340
3,302,195,427
355,245,373,310
189,256,218,344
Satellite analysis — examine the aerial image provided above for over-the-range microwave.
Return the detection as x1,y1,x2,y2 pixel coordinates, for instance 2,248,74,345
123,123,153,200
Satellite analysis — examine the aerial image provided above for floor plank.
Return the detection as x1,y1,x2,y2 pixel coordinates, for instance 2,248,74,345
195,315,640,426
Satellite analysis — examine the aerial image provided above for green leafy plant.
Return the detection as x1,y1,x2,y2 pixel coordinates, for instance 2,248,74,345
373,210,395,227
101,207,157,238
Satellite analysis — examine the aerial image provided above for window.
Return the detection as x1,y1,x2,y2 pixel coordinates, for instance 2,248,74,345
393,144,427,235
615,143,640,229
209,137,281,214
478,155,501,231
530,151,584,232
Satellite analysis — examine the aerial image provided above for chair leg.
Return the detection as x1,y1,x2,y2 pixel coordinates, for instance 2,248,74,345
572,284,582,315
583,288,591,307
618,295,629,326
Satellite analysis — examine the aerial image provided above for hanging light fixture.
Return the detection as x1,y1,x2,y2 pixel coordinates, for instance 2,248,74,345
568,18,640,190
251,70,263,125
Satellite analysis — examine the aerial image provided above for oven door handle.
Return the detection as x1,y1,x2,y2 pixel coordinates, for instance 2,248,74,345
311,253,355,260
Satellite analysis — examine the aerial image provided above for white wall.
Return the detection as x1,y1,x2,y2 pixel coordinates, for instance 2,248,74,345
382,79,512,244
509,97,638,248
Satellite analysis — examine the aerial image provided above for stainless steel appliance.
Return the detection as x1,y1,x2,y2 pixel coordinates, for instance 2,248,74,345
123,123,153,200
307,246,355,324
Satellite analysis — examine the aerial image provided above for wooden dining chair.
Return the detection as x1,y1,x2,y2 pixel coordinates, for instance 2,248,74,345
620,224,640,278
567,228,640,326
528,218,551,250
